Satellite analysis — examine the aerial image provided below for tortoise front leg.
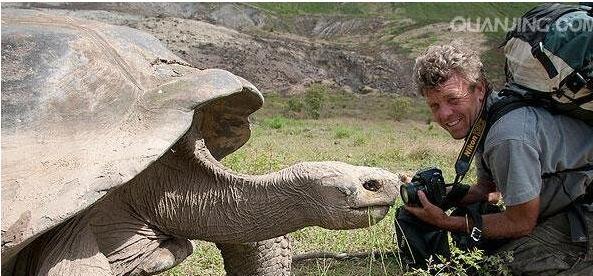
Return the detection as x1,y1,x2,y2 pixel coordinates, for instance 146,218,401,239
15,216,112,276
217,235,292,276
89,195,194,276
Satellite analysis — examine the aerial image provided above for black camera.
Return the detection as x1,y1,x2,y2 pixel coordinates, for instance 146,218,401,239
400,167,447,207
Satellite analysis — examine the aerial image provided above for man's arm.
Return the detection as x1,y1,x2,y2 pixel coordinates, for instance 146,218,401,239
406,191,539,239
481,197,539,238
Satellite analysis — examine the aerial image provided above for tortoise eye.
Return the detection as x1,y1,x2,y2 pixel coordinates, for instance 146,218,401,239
363,180,381,192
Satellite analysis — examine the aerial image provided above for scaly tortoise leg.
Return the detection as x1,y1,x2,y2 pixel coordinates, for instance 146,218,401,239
217,235,292,276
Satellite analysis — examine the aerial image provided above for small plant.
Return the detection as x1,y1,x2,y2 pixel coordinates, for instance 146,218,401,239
406,147,432,162
352,135,367,146
284,98,305,118
334,126,353,139
304,84,328,119
390,96,413,121
262,116,289,129
402,245,513,276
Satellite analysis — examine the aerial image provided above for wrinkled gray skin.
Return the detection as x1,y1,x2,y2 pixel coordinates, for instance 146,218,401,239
1,9,402,276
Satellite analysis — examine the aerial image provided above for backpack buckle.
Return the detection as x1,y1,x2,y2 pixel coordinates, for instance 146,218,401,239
470,227,482,242
566,71,588,93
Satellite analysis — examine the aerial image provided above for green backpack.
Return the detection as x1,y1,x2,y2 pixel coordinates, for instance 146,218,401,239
498,3,593,123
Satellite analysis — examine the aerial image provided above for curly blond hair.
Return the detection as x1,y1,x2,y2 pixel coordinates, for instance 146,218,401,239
413,41,485,96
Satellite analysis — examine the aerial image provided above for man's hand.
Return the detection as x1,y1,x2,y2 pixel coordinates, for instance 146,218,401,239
404,190,449,228
487,191,502,204
458,179,498,206
399,173,412,183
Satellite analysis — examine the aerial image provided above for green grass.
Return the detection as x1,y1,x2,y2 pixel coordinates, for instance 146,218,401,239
262,115,290,129
333,126,356,139
228,117,462,177
391,3,537,31
162,241,224,276
257,87,432,122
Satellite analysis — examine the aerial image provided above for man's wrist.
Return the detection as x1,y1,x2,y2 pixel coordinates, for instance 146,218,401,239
466,205,484,242
465,214,470,233
441,215,469,233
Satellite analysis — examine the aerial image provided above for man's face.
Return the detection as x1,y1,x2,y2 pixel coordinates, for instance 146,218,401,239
425,73,486,139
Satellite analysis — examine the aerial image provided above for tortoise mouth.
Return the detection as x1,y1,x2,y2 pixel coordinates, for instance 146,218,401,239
349,198,395,212
350,204,391,210
349,205,391,220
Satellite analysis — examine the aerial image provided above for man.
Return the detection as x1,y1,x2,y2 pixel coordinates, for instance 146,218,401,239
405,42,593,274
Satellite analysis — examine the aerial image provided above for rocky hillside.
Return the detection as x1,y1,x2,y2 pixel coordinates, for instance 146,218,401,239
3,2,537,96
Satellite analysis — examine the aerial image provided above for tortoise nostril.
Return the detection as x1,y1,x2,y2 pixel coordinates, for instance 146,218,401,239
363,180,381,192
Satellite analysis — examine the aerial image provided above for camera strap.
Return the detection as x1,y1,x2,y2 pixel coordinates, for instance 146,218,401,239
453,97,489,185
451,203,486,250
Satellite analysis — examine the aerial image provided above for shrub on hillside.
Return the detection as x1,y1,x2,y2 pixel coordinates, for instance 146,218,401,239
283,98,305,118
287,98,304,113
390,96,413,121
304,84,327,119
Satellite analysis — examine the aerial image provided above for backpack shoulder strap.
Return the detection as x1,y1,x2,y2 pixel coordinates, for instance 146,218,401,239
484,90,531,130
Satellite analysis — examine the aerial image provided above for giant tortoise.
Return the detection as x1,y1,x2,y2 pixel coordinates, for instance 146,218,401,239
1,9,401,275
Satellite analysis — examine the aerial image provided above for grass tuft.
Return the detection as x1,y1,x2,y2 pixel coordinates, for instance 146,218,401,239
263,115,289,129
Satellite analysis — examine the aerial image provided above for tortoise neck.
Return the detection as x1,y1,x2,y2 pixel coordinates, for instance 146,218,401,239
127,138,314,243
187,139,313,242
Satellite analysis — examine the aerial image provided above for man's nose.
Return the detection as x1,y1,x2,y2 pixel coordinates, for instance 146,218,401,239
435,104,454,120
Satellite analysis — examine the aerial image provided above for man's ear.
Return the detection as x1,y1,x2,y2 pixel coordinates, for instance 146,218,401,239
475,79,486,101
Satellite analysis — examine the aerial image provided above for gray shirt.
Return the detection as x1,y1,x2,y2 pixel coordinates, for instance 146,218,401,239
476,91,593,217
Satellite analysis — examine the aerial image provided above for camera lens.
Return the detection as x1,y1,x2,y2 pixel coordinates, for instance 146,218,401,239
400,183,418,205
400,184,409,204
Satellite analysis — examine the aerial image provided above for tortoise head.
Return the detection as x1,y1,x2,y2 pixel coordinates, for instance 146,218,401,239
291,161,402,229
